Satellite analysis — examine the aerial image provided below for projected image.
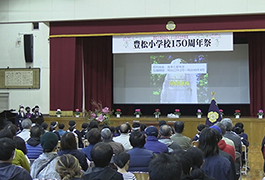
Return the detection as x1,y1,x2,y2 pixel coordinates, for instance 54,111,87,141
150,55,208,103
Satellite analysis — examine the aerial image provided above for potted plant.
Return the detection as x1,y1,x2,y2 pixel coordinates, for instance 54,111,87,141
234,110,241,118
75,109,81,117
134,109,142,118
174,109,181,118
56,109,62,117
257,109,264,119
115,109,122,118
196,109,203,118
154,109,161,118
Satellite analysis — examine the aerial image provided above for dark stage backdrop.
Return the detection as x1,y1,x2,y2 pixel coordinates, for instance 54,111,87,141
50,16,265,116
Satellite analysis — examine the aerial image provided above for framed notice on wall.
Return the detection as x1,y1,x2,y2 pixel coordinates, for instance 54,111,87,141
0,68,40,89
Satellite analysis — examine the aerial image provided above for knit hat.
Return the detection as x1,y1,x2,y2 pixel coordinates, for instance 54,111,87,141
210,125,222,135
145,126,158,137
40,132,58,151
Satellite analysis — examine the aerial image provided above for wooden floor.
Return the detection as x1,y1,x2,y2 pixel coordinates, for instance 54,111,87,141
241,144,264,180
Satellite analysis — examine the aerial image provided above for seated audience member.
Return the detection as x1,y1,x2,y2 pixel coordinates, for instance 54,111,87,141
58,123,66,137
58,132,88,171
83,142,123,180
127,131,154,172
159,124,182,152
171,121,192,151
132,122,141,132
26,125,43,159
186,147,215,180
17,118,32,142
50,121,60,140
149,153,182,180
101,128,124,155
30,132,60,179
198,128,233,180
110,126,119,137
113,152,136,180
140,124,147,133
6,123,27,155
158,120,167,127
0,138,32,180
113,123,133,151
215,123,236,161
192,124,206,142
41,122,49,133
144,126,168,154
68,120,84,148
82,128,101,160
88,120,99,131
80,123,89,139
0,128,30,172
56,154,83,180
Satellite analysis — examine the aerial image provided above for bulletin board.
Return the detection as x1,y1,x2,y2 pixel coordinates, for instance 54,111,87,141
0,68,40,89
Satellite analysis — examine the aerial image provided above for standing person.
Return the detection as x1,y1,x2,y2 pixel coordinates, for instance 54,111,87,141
56,154,84,180
58,132,88,171
30,132,60,179
15,105,26,128
25,106,32,119
198,128,233,180
0,138,32,180
68,120,84,148
31,105,44,125
113,152,136,180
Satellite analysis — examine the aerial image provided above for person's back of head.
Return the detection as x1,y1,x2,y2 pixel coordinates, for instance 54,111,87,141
158,120,167,127
160,124,172,137
0,128,13,139
235,122,244,129
58,123,65,130
174,121,184,133
113,151,130,169
81,123,88,129
86,128,101,145
88,120,98,130
40,132,59,152
145,126,158,137
101,128,112,141
140,124,147,132
197,124,206,132
186,147,204,168
120,123,131,134
68,120,76,132
61,132,77,150
132,122,141,132
41,122,48,130
215,122,226,136
91,142,113,167
56,154,82,180
129,131,146,148
5,124,18,137
221,118,233,131
50,121,58,132
198,128,220,158
171,150,192,175
149,153,182,180
21,119,32,129
0,138,16,161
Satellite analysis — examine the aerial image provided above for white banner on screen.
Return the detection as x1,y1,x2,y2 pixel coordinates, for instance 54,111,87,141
113,32,233,53
151,63,207,74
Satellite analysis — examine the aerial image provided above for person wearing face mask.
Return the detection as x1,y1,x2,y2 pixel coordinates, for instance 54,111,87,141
31,105,44,125
15,105,26,129
25,107,32,119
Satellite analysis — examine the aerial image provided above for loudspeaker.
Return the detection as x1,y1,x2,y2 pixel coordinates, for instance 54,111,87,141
24,34,33,62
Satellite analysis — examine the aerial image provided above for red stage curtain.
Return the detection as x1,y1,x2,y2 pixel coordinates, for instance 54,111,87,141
82,36,112,111
249,32,265,116
50,37,83,111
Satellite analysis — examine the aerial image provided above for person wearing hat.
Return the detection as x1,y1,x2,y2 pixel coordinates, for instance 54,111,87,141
144,126,168,154
15,105,26,128
31,105,44,125
25,106,32,119
30,132,60,179
67,120,84,148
